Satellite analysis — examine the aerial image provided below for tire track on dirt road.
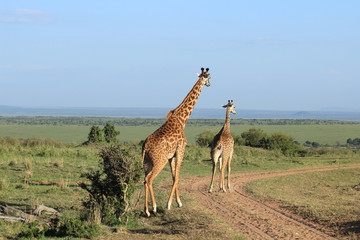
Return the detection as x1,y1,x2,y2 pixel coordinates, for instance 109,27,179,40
184,165,360,240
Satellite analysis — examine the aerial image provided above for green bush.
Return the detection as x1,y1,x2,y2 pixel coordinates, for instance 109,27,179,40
184,144,210,163
80,143,142,226
195,130,216,147
87,125,105,143
233,133,245,145
103,123,120,143
57,217,101,238
18,222,48,240
241,128,268,148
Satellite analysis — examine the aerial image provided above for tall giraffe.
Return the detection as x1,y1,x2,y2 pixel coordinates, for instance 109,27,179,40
142,68,211,217
209,100,236,193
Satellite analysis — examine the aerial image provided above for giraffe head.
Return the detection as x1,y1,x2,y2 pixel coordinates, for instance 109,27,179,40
223,100,236,114
197,67,211,87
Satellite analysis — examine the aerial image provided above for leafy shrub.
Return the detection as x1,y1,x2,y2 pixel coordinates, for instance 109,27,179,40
56,217,101,238
18,222,48,240
87,125,105,143
233,133,245,146
18,218,101,239
265,132,299,156
240,129,304,156
103,122,120,143
195,130,216,147
80,143,142,225
241,128,268,148
184,144,210,163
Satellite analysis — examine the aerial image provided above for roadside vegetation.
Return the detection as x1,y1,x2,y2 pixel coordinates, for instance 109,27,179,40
0,119,359,239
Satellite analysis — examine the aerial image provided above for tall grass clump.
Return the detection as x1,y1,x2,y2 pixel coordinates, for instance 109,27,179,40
23,158,33,171
80,143,142,226
8,158,18,167
0,177,8,190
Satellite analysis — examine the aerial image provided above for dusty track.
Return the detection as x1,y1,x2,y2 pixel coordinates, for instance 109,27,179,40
184,165,360,240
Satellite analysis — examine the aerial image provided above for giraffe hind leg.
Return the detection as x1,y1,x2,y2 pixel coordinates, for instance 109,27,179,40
143,157,152,217
168,157,182,208
220,155,228,192
167,146,185,210
209,149,221,193
144,181,150,217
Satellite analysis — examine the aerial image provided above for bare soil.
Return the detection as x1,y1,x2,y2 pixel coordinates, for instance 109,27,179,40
184,165,360,240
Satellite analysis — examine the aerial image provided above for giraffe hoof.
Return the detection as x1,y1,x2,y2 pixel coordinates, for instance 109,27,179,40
145,211,151,217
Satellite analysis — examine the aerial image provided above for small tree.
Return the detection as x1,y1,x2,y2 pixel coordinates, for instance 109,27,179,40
87,126,105,143
80,144,142,225
103,123,120,143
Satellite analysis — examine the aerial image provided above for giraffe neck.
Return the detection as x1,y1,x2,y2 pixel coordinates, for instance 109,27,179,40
223,108,231,132
167,78,204,127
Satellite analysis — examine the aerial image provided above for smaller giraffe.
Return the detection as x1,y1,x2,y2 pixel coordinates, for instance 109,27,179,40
209,100,236,193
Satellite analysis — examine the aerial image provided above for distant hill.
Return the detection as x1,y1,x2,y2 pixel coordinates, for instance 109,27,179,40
1,105,360,121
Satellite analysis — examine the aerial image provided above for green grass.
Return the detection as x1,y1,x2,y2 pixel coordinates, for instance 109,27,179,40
0,131,360,239
1,123,360,145
246,168,360,236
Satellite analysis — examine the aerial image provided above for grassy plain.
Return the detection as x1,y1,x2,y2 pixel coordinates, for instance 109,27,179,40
1,123,360,145
0,118,360,239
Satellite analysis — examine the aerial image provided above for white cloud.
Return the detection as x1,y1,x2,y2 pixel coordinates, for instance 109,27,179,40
0,9,51,23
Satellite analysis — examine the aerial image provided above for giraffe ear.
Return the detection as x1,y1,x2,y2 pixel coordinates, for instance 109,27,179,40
196,73,200,77
222,104,227,108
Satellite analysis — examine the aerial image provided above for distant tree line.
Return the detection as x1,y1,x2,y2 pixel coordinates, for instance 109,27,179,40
0,116,359,126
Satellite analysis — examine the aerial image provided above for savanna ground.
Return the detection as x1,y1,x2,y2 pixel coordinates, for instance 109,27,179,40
0,118,359,239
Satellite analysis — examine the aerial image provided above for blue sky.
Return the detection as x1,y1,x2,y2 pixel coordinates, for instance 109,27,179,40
1,1,359,111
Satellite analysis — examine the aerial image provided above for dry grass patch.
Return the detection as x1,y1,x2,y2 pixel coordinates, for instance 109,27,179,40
246,167,360,237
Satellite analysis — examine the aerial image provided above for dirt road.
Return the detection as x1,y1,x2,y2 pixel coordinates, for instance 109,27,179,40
184,165,360,240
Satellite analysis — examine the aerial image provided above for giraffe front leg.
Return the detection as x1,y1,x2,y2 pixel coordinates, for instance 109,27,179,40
227,151,233,192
